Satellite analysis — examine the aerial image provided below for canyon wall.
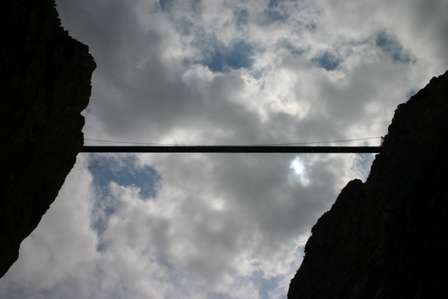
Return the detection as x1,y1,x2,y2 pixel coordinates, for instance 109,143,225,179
288,71,448,298
0,0,95,277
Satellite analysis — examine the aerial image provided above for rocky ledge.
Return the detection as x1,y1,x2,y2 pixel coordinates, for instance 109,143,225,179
288,70,448,298
0,0,95,277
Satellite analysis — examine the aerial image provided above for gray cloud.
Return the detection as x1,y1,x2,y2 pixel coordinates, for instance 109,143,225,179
57,0,447,145
2,0,447,298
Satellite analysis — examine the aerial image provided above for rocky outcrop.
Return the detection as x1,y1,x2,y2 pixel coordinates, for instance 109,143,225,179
0,1,95,277
288,71,448,298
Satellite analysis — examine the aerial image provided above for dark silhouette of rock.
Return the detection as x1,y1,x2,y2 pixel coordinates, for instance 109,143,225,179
0,0,95,277
288,70,448,298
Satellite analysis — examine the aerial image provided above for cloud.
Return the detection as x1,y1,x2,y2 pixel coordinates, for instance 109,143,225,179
0,153,360,299
2,0,448,298
88,155,160,199
0,157,98,298
57,0,447,145
87,154,160,250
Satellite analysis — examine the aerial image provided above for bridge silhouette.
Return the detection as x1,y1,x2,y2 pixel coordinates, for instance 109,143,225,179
82,136,382,153
81,145,381,153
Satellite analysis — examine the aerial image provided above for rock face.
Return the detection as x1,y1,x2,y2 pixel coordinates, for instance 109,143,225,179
0,1,95,277
288,71,448,298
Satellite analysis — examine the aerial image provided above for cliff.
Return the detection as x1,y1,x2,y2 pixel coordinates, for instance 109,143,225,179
0,1,95,277
288,71,448,298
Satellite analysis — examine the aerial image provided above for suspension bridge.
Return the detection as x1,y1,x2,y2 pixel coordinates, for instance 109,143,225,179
81,137,382,153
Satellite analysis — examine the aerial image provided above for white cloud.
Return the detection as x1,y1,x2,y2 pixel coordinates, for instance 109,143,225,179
1,0,447,298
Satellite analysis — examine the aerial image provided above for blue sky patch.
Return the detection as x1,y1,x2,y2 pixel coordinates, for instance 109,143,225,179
311,50,342,71
196,38,254,72
159,0,175,11
88,155,160,199
353,153,375,181
87,155,160,248
278,39,306,56
208,271,282,299
234,7,249,27
264,0,289,23
252,271,283,299
375,31,413,64
406,88,418,99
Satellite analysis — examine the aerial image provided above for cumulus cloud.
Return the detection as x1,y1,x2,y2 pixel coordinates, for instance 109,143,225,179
1,153,359,299
60,0,444,145
1,0,447,298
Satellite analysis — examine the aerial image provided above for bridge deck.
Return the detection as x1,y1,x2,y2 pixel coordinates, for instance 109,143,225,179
81,146,381,153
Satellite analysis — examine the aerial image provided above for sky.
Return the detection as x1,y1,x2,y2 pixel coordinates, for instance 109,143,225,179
1,0,448,298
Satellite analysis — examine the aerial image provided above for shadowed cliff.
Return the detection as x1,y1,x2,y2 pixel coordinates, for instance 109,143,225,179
0,0,95,277
288,70,448,298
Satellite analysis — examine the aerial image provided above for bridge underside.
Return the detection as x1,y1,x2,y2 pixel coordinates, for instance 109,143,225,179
81,146,381,153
